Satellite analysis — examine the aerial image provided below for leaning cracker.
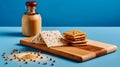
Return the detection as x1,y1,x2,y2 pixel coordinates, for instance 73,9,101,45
31,33,45,44
41,30,67,47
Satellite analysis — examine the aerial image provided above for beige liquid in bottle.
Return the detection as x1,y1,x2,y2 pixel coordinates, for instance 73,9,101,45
22,1,41,36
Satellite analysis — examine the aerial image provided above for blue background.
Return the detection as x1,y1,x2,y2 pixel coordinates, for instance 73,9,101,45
0,0,120,26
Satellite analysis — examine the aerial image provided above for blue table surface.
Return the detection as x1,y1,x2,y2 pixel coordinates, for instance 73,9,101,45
0,27,120,67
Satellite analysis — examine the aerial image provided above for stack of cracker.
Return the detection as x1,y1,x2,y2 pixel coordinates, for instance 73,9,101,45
63,30,87,46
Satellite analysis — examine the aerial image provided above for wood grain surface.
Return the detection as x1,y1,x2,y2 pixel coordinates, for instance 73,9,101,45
20,37,117,62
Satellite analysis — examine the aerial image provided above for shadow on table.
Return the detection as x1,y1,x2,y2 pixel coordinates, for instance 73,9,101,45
0,32,26,37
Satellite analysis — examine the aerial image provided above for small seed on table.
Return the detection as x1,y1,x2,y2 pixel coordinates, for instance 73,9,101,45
3,52,6,55
11,52,13,55
51,63,54,66
18,59,21,61
10,59,13,61
38,53,40,56
40,56,43,59
2,55,4,57
43,62,47,65
53,60,56,63
13,55,16,57
23,59,26,62
25,62,28,64
30,59,32,61
5,58,8,61
20,65,22,67
5,62,8,64
3,56,5,58
49,58,52,61
38,62,40,64
33,60,36,62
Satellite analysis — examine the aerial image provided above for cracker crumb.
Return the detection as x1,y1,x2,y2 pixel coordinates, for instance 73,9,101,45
21,54,36,60
2,50,56,66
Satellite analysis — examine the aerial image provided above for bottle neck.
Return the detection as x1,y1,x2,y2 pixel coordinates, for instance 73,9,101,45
27,6,36,15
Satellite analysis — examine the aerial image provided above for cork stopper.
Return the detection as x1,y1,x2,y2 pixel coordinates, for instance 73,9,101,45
25,1,37,15
26,1,37,7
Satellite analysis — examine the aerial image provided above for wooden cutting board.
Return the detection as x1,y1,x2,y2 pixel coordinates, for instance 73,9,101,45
20,37,117,62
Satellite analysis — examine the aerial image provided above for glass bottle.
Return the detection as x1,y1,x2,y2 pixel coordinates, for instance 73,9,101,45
22,1,42,36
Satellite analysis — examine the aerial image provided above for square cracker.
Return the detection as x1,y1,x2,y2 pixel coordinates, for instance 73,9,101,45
31,33,45,44
63,30,86,37
63,35,86,41
63,37,87,44
41,30,67,47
